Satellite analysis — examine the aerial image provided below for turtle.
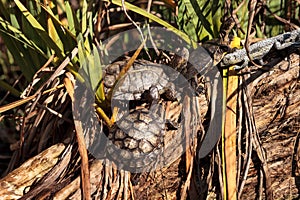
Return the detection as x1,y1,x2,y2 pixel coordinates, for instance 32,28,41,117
77,47,213,172
102,59,193,172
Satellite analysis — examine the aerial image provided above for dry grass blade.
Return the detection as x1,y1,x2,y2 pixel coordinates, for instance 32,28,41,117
74,120,91,200
34,47,78,96
105,37,147,103
64,76,75,102
70,80,91,199
224,67,238,200
0,84,65,114
180,96,195,200
53,160,104,199
118,38,147,80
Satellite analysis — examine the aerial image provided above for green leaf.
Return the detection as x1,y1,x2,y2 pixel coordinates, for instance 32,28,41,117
14,0,64,58
0,17,46,56
95,53,105,102
0,0,9,19
65,1,77,35
177,0,222,42
86,45,99,91
81,0,88,34
0,17,47,80
0,34,36,80
0,80,21,97
45,5,64,52
10,13,20,30
110,0,196,47
77,34,87,64
38,1,77,40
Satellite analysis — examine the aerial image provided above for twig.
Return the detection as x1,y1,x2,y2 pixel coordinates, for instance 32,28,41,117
121,0,145,43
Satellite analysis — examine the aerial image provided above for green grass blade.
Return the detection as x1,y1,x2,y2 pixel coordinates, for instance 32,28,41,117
37,1,77,40
0,17,47,57
14,0,64,58
65,1,77,35
10,12,20,30
0,80,21,97
90,44,102,91
45,5,64,52
0,1,9,19
177,0,222,41
1,36,36,80
110,0,196,47
81,0,88,34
